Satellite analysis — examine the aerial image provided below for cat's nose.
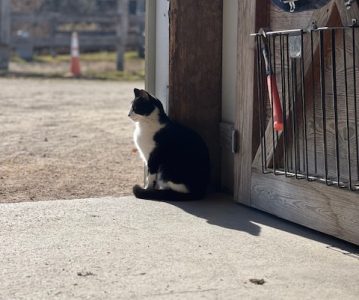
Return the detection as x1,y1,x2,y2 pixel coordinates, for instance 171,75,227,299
128,109,134,118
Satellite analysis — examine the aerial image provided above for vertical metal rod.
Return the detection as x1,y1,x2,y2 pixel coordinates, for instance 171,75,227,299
253,27,359,192
298,48,305,174
310,30,318,175
352,26,359,181
319,30,329,184
269,36,277,174
300,30,309,179
273,35,279,173
292,58,299,177
286,35,293,173
256,36,266,173
260,37,269,172
331,29,341,186
343,28,352,189
280,34,288,175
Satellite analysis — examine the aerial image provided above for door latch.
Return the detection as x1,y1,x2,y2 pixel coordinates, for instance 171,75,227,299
231,129,239,154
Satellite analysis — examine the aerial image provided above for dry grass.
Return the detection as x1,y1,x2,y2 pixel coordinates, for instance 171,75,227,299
8,51,145,81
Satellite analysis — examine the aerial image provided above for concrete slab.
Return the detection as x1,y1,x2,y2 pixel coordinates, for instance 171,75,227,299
0,195,358,300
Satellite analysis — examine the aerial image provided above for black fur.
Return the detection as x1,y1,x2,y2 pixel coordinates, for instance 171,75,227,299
130,88,210,201
132,185,202,201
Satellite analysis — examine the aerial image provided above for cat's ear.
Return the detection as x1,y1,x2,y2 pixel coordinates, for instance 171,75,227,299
134,88,150,100
134,88,141,97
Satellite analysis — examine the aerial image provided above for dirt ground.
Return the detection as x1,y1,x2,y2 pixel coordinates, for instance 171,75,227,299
0,78,144,203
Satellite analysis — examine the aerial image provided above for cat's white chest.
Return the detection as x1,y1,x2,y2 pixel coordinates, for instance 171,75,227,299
134,122,163,164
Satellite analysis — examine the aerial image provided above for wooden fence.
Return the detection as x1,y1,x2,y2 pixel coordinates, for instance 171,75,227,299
0,0,145,71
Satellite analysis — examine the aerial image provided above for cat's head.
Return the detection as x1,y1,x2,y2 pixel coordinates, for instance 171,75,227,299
128,88,167,123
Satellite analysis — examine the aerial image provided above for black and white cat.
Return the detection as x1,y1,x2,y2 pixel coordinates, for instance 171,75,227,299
129,88,210,201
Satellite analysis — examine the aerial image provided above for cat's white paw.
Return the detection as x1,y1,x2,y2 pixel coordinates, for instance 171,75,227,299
145,173,157,189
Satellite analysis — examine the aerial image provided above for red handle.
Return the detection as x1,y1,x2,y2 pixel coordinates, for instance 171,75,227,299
266,75,283,132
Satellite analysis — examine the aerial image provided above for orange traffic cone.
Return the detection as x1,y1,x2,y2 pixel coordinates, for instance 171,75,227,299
70,32,81,77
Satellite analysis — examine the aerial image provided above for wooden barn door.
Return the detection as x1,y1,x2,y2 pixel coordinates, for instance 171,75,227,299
235,0,359,245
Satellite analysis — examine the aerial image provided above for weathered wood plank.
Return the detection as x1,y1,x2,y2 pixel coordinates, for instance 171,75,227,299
0,0,10,70
169,0,223,189
0,0,10,44
220,122,234,153
9,2,137,61
269,2,326,31
335,0,359,27
116,0,128,71
251,168,359,245
234,0,268,205
11,12,121,24
144,0,156,94
220,122,235,194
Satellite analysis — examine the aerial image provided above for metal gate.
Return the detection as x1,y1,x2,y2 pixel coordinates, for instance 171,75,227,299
253,24,359,192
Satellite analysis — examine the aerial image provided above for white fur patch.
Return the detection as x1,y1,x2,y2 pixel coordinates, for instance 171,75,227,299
145,173,157,189
167,181,189,193
158,178,189,193
132,108,165,164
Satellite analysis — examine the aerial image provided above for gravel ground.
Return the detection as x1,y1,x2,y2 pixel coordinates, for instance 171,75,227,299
0,78,144,203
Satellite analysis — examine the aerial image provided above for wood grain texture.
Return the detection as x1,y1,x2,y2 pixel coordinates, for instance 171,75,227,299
144,0,156,94
220,121,235,192
220,122,234,153
0,0,10,44
220,123,235,194
116,0,128,71
234,0,268,205
248,1,359,244
251,168,359,245
169,0,223,189
270,2,326,30
335,0,359,26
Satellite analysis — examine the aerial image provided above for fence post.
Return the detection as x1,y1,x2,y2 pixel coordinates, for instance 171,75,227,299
116,0,128,71
0,0,10,70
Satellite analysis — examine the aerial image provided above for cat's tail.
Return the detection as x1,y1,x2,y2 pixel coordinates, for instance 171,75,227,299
132,185,204,201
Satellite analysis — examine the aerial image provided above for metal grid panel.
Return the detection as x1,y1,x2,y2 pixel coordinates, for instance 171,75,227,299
254,26,359,192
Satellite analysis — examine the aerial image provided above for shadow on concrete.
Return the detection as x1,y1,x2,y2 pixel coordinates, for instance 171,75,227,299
150,194,359,256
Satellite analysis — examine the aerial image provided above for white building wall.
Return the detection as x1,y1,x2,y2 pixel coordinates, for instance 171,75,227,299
155,0,169,111
145,0,169,110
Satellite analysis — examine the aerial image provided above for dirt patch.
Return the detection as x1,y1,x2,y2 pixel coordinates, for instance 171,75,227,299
0,78,143,203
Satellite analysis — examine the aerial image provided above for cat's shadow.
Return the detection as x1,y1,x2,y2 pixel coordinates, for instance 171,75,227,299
146,194,358,252
166,194,263,236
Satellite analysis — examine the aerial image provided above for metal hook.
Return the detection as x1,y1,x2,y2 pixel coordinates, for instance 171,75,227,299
283,0,297,12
